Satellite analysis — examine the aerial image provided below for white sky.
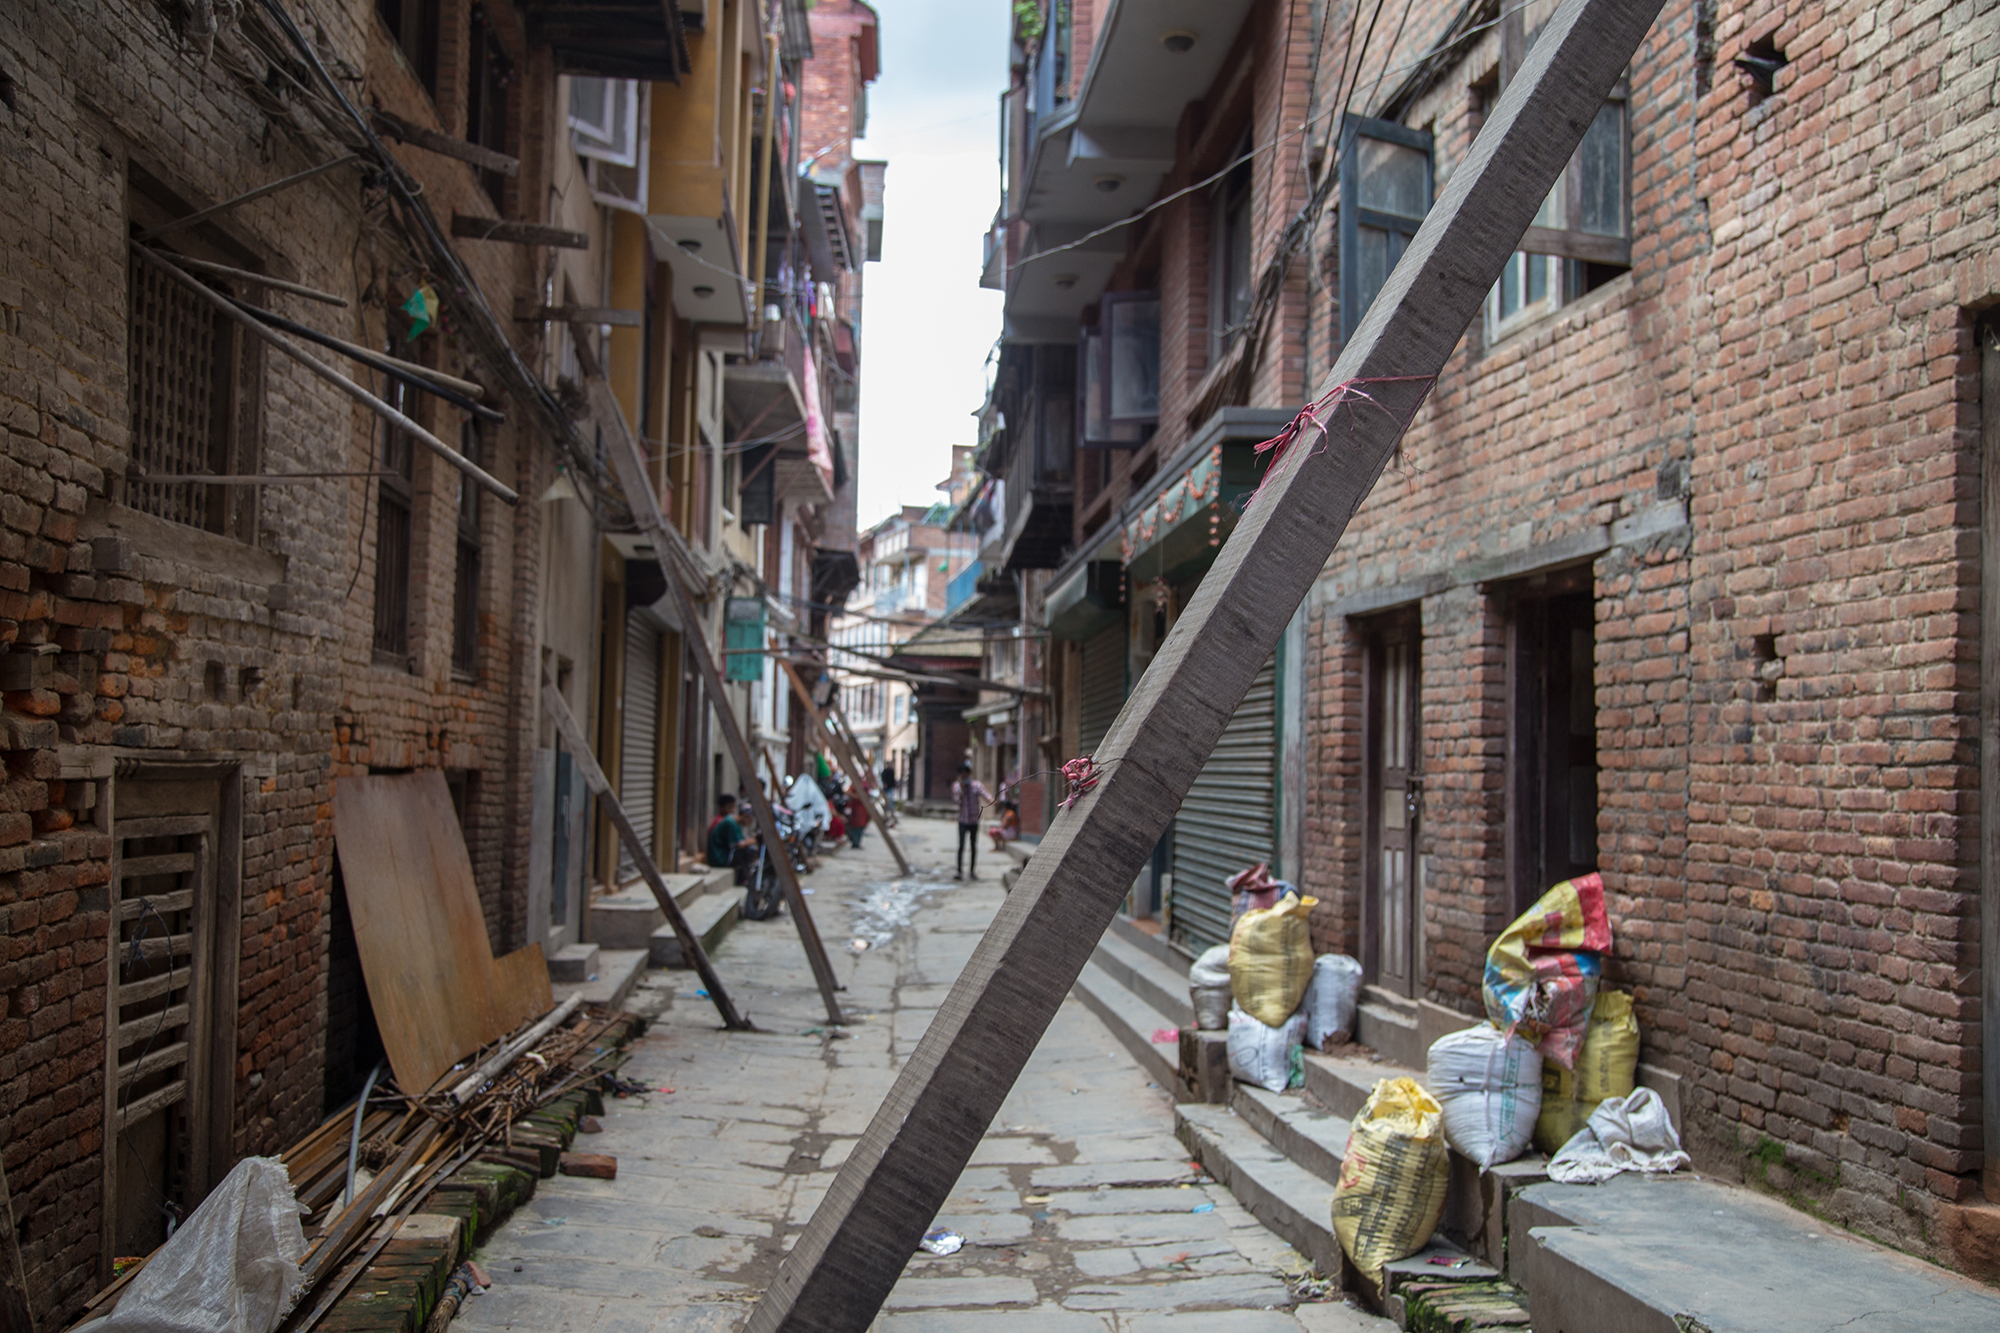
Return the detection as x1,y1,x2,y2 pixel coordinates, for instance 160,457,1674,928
850,0,1008,528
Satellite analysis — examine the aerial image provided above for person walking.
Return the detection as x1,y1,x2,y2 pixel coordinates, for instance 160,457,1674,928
845,791,869,849
951,761,990,880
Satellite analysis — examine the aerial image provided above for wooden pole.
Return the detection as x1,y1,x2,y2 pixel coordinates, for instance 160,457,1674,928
447,994,587,1104
135,154,361,241
567,325,845,1025
744,0,1665,1325
128,244,520,505
781,661,911,876
539,683,751,1031
0,1149,35,1333
824,690,899,828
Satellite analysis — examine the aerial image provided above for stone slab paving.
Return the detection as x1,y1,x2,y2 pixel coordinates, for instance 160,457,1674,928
455,817,1387,1332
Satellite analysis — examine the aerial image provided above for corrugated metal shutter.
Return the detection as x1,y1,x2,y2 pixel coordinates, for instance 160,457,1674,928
619,612,661,881
1171,652,1277,953
1078,621,1126,755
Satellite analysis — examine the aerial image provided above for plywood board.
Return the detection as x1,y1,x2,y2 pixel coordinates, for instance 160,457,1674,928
331,771,552,1092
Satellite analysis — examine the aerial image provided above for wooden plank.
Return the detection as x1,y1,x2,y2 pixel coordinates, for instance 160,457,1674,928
517,304,643,327
116,1003,189,1051
1518,224,1633,267
116,853,195,881
372,108,521,176
825,691,900,827
112,968,183,1006
781,661,910,877
566,323,845,1025
115,1078,187,1129
111,815,210,839
118,888,194,920
540,683,751,1030
330,772,553,1092
117,1039,190,1089
742,0,1665,1326
452,216,589,249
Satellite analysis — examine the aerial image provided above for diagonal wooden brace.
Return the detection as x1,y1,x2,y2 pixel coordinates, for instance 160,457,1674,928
781,660,912,876
540,682,750,1030
568,328,845,1026
745,0,1667,1325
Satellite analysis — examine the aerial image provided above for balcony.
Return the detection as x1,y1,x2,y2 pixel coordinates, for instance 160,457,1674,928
945,560,983,615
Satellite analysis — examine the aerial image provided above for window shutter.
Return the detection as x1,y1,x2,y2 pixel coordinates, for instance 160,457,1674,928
1339,115,1435,345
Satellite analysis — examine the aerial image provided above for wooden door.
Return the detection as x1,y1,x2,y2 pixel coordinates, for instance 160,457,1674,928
1366,624,1422,996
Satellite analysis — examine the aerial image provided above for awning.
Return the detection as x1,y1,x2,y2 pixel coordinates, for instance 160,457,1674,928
1120,408,1294,583
964,699,1015,725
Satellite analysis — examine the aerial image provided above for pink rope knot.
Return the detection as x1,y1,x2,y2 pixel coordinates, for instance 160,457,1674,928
1249,373,1440,505
1060,756,1099,810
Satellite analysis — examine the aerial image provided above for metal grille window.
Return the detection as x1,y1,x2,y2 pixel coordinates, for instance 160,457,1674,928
452,420,483,675
126,248,240,532
372,350,417,663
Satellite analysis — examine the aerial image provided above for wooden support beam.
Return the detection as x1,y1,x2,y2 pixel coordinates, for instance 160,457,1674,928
781,660,911,877
373,108,522,177
822,690,899,828
517,304,644,327
540,683,750,1030
452,216,589,249
567,323,845,1025
744,0,1666,1326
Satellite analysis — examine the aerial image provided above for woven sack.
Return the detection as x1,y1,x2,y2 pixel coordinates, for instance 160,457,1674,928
1228,893,1317,1026
1534,989,1641,1154
1331,1077,1450,1286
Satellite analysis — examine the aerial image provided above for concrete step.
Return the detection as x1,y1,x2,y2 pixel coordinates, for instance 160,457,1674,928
1509,1173,2000,1333
1176,1102,1339,1275
548,942,599,983
1089,927,1193,1029
1070,958,1180,1090
1230,1084,1351,1187
588,870,733,949
650,889,741,968
1303,1048,1420,1122
1106,912,1187,970
550,947,645,1009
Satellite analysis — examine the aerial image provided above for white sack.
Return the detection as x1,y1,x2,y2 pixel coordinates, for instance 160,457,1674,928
1227,1005,1305,1093
1546,1087,1690,1185
1188,944,1232,989
82,1156,305,1333
1303,953,1363,1050
1427,1024,1542,1169
1190,944,1233,1031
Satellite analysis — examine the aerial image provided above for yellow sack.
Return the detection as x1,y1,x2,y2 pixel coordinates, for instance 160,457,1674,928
1533,990,1641,1153
1332,1077,1449,1286
1228,894,1318,1026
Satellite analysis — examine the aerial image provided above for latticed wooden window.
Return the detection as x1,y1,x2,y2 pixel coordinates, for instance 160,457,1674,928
126,249,238,531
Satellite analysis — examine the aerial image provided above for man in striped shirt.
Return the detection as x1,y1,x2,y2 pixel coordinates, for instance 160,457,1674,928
952,761,991,880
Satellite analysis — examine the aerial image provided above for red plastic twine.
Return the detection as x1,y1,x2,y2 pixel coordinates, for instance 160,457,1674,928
1060,756,1099,810
1249,373,1439,504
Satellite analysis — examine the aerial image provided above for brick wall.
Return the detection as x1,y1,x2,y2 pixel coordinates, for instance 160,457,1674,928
0,0,568,1319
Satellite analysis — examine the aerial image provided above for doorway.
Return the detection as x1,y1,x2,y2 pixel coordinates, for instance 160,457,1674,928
1363,614,1422,995
1507,580,1600,912
104,765,238,1260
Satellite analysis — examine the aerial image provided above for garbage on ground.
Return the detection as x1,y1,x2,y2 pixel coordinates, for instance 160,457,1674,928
77,1157,304,1333
1303,953,1362,1051
1482,872,1611,1069
1227,862,1299,926
919,1228,964,1256
850,937,872,953
1428,1024,1542,1169
1229,890,1318,1026
1331,1077,1450,1287
1226,1005,1305,1092
1188,943,1233,1030
1546,1087,1689,1184
1535,989,1641,1153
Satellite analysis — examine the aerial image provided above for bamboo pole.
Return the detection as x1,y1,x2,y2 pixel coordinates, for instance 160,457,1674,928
135,155,362,241
166,253,350,307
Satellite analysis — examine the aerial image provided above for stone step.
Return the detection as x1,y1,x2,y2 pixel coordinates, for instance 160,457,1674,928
551,948,646,1010
1089,927,1193,1029
1070,958,1180,1091
1230,1084,1351,1188
1303,1048,1420,1122
587,870,732,950
1509,1174,2000,1333
1105,912,1186,971
1175,1102,1339,1276
548,942,599,983
649,889,741,968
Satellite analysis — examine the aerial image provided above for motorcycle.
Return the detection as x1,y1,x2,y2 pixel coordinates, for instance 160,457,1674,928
741,804,810,921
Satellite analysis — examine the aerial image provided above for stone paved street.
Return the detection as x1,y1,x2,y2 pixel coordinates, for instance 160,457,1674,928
455,817,1388,1331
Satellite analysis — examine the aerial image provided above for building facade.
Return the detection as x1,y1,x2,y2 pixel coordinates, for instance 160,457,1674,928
0,0,878,1319
992,0,2000,1270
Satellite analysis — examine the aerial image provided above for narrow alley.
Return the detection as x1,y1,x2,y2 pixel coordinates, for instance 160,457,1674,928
457,819,1384,1331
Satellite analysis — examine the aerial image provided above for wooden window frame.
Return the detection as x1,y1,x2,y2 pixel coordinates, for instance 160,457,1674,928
372,337,420,666
451,418,484,677
1360,611,1422,995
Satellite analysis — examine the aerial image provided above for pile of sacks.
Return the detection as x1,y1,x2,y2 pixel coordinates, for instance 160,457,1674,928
1330,873,1686,1286
1185,863,1362,1093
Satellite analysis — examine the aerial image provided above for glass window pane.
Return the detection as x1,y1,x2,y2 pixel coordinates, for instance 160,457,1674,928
1358,225,1391,322
1527,253,1550,304
1578,101,1625,237
1106,298,1159,421
1499,254,1521,318
1357,138,1430,218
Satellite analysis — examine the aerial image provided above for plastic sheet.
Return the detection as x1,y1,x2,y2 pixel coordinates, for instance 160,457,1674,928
81,1157,304,1333
1546,1087,1689,1184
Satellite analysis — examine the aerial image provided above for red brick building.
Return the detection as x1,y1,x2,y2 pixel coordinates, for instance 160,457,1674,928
995,0,2000,1269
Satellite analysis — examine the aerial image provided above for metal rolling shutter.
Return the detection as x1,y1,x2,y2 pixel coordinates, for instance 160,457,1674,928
619,612,661,881
1078,622,1126,755
1170,652,1277,953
